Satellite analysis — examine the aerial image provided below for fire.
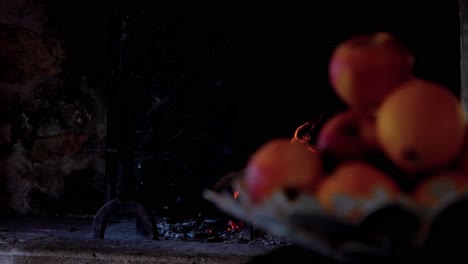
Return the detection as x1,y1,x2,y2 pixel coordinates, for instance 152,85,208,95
226,190,243,231
291,121,313,144
290,114,325,145
227,220,242,231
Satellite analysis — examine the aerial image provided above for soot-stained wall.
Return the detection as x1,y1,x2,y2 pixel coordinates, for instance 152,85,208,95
0,1,461,217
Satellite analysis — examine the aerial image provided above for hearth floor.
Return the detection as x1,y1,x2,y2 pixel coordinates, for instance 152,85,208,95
0,215,277,264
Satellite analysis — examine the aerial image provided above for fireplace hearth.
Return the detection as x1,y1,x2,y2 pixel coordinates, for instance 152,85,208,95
0,0,463,263
0,214,280,264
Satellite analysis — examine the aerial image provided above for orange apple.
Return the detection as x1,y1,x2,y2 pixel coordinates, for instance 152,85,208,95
316,110,378,161
376,78,465,174
244,138,323,203
329,31,414,115
316,161,401,221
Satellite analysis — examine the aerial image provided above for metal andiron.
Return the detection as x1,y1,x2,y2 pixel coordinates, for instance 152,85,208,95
92,0,157,240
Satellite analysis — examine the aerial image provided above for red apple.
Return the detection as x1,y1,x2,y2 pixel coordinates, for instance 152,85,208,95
316,110,378,161
245,138,323,203
329,31,414,115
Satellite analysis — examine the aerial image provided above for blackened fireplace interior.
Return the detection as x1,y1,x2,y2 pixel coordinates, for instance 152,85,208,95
0,0,462,260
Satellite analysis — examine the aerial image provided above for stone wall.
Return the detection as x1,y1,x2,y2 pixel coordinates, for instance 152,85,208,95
0,0,107,214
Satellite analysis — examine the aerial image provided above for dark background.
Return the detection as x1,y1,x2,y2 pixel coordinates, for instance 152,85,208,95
43,1,461,217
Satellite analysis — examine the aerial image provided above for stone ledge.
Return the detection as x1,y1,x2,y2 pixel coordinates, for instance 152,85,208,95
0,215,277,264
0,231,272,264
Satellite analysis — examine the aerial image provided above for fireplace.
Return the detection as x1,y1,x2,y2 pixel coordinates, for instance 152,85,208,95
0,0,463,263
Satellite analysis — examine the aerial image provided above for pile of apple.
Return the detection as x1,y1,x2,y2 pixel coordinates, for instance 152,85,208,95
244,31,468,222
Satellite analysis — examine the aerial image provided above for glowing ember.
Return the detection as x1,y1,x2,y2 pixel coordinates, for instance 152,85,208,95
291,121,313,144
290,114,324,148
227,220,242,231
224,190,245,231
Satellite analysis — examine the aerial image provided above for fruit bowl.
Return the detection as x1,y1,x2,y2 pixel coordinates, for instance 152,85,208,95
202,31,468,262
203,174,468,262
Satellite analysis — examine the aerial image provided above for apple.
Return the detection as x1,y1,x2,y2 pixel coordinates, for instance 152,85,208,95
316,110,378,161
376,78,465,174
316,161,401,221
329,31,414,115
244,138,323,203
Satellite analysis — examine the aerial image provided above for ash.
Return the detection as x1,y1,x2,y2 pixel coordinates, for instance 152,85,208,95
156,217,289,247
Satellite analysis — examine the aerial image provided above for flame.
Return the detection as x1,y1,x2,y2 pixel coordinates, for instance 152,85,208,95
290,115,324,152
226,190,243,231
291,114,325,142
291,121,313,144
